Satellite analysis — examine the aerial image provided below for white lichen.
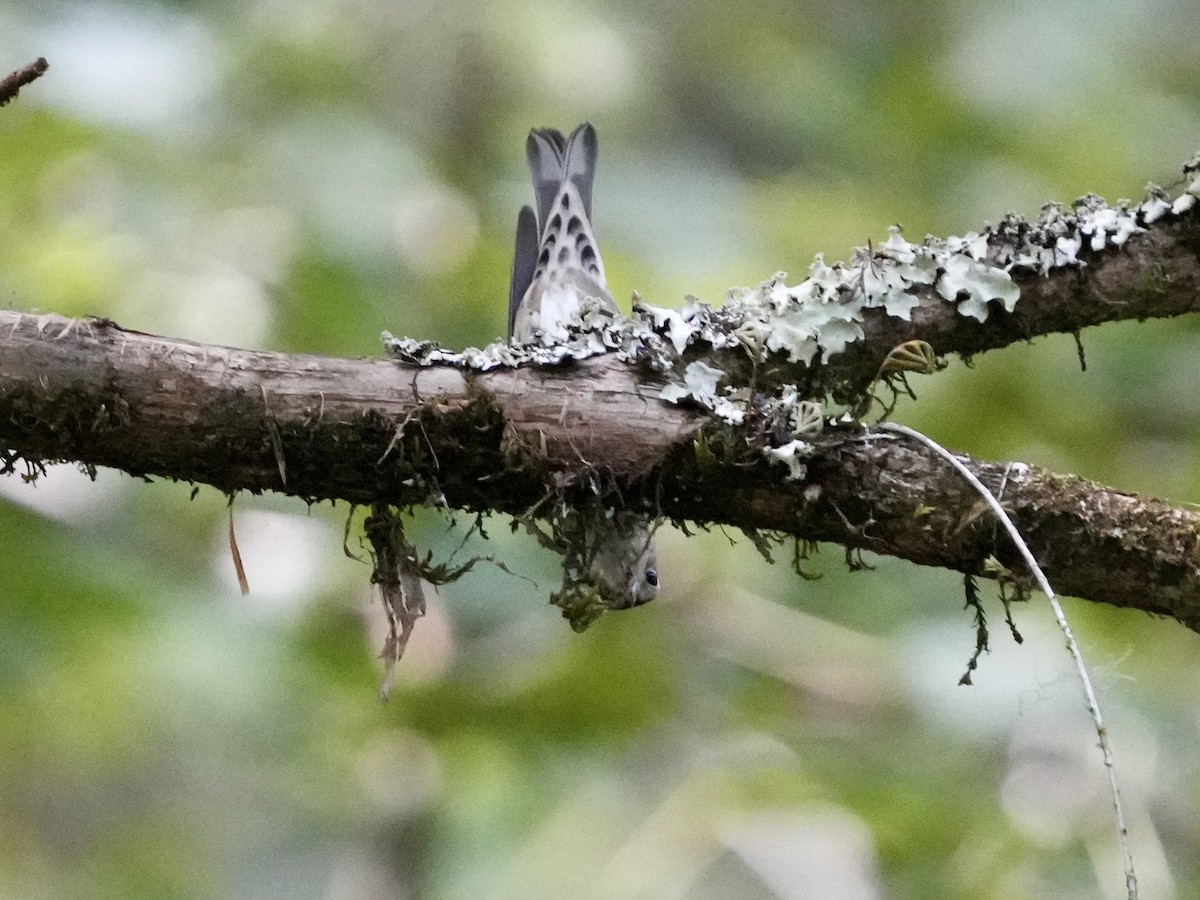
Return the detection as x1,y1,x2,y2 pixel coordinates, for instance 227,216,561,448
1140,187,1172,224
659,360,722,405
790,399,825,438
659,360,745,424
765,440,811,480
384,154,1200,401
935,255,1020,322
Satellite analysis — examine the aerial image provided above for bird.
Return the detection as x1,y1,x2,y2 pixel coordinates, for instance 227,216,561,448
508,123,617,344
587,511,659,608
508,124,659,609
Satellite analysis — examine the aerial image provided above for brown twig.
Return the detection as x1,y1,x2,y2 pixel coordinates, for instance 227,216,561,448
0,58,49,108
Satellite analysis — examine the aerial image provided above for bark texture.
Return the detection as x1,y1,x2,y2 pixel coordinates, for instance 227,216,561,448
1,308,1198,631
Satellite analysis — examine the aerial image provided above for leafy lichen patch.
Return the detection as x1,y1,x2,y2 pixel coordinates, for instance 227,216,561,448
377,153,1200,630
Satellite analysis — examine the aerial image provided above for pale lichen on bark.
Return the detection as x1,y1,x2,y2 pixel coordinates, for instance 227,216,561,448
2,154,1200,629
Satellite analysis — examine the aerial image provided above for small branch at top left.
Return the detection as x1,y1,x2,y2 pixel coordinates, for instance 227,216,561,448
0,58,49,108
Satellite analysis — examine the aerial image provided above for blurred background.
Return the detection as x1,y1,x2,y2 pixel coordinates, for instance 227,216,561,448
1,1,1199,898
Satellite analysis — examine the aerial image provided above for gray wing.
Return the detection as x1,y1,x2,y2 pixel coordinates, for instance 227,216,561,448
508,204,538,339
526,128,566,229
560,123,598,220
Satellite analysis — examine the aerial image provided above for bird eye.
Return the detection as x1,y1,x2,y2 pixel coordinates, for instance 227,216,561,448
645,569,658,588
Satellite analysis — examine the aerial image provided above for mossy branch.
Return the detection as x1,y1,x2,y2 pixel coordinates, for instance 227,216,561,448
1,293,1199,631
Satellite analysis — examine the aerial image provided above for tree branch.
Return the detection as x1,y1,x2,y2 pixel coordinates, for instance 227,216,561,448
834,209,1200,396
0,57,48,107
4,154,1200,630
1,303,1198,631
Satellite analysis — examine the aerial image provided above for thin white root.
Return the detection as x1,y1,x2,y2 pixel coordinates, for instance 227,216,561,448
878,423,1137,900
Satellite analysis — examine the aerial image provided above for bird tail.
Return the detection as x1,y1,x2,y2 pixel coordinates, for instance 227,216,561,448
510,124,602,338
507,204,538,338
525,124,598,231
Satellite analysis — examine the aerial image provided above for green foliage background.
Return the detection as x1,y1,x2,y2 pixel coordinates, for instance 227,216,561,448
2,2,1199,898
